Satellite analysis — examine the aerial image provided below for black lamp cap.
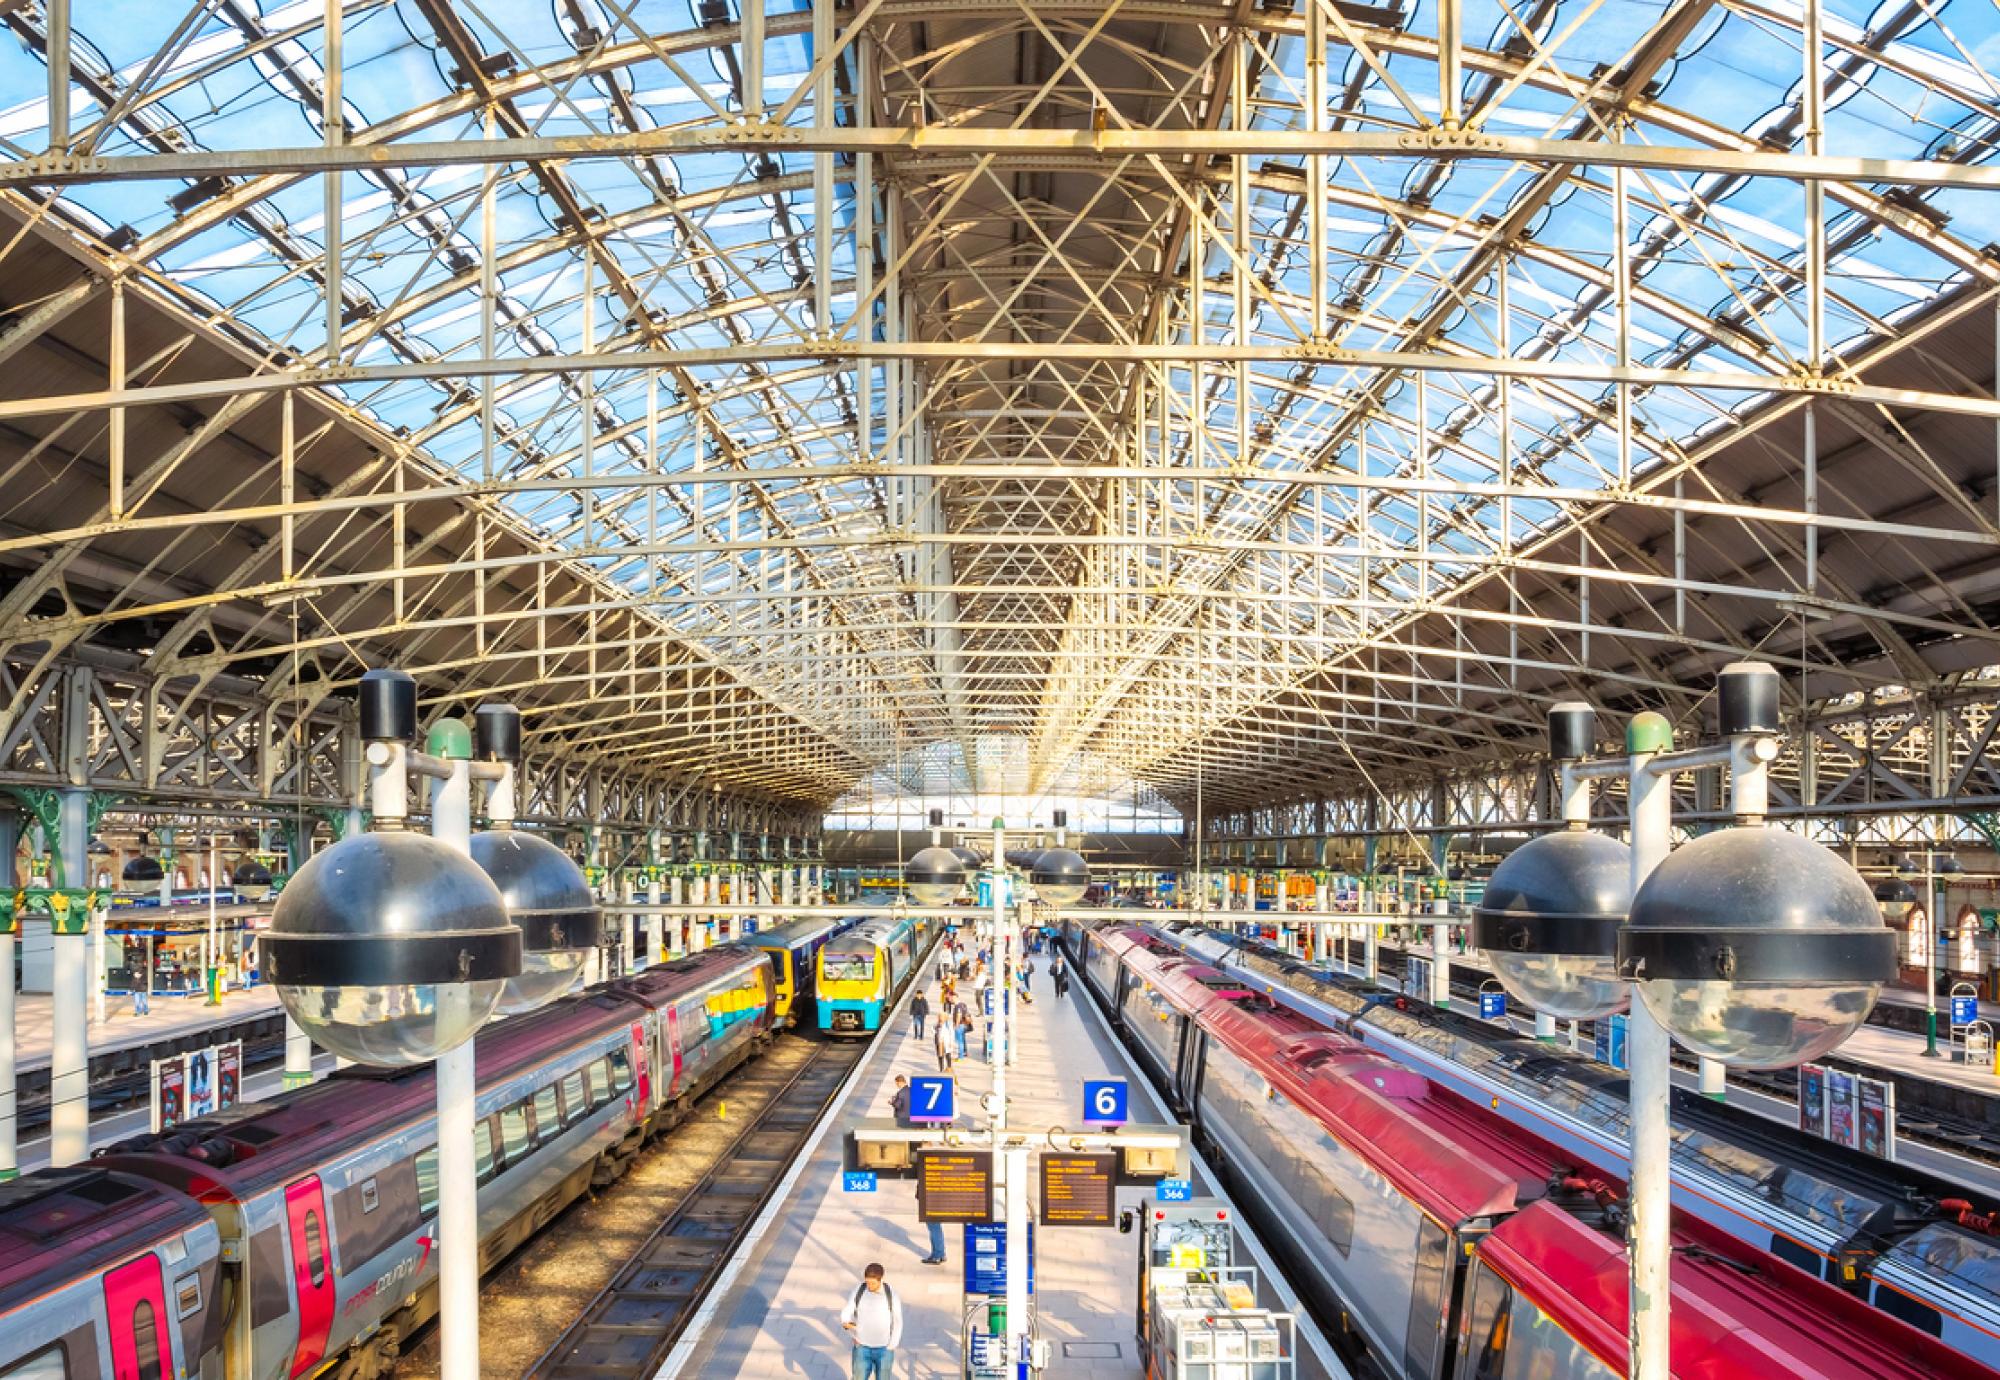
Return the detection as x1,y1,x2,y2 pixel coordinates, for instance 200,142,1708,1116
1548,703,1596,762
123,856,166,884
1718,661,1782,737
473,703,522,763
358,669,419,742
1618,828,1895,984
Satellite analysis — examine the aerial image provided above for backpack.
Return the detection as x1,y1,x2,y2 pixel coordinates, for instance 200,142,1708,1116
850,1281,897,1318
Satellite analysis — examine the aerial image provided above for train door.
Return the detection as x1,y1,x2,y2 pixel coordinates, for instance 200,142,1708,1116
282,1178,336,1378
104,1254,175,1380
633,1019,656,1105
660,1010,681,1097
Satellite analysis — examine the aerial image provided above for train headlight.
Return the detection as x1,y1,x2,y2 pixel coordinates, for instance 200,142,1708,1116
905,846,968,906
471,828,603,1015
1031,848,1090,906
1619,827,1897,1069
1474,828,1632,1021
263,830,521,1066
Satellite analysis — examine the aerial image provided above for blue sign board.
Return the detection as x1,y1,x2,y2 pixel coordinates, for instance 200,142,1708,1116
982,988,1012,1016
909,1076,956,1123
1953,994,1980,1026
1593,1013,1630,1071
1083,1079,1129,1127
964,1222,1034,1296
1156,1178,1194,1203
844,1171,878,1193
1479,990,1506,1021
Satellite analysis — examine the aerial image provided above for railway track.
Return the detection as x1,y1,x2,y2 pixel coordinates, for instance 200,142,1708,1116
524,1035,866,1379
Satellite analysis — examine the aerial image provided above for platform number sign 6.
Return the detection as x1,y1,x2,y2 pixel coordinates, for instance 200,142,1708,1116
1084,1079,1128,1127
910,1076,955,1123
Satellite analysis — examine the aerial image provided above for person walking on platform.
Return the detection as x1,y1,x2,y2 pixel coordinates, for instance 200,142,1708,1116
911,989,930,1040
933,1019,954,1074
1052,955,1069,999
953,1000,973,1060
841,1263,904,1378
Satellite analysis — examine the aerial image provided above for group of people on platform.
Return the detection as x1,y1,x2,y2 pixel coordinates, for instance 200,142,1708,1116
851,927,1070,1378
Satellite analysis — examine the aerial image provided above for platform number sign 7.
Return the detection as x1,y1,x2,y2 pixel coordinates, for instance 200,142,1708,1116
909,1076,955,1124
1083,1079,1128,1128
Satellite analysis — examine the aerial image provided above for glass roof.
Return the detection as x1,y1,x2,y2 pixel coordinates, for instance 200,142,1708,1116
3,0,1998,809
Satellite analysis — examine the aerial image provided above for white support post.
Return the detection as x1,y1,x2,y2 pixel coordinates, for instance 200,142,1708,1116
1625,736,1675,1380
1430,907,1451,1008
429,753,481,1380
0,926,14,1181
283,1015,313,1090
49,788,90,1168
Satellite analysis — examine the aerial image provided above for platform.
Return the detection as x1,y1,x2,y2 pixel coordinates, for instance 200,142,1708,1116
13,982,282,1073
667,944,1341,1380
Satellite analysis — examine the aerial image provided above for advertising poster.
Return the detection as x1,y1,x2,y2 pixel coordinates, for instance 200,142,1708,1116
217,1042,242,1112
151,1054,186,1133
1798,1064,1827,1138
1827,1069,1858,1149
186,1047,217,1119
1858,1078,1896,1161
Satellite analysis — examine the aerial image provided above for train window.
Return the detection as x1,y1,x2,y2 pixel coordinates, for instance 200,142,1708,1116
610,1051,633,1093
1404,1220,1450,1380
1873,1283,1944,1337
359,1178,379,1214
679,1001,712,1052
0,1345,66,1380
302,1211,327,1288
1320,1180,1355,1258
533,1086,560,1141
561,1073,587,1125
475,1121,496,1183
1500,1293,1617,1380
416,1149,439,1217
500,1104,531,1164
175,1274,202,1320
1463,1267,1513,1380
1768,1235,1821,1278
590,1060,613,1106
129,1302,163,1380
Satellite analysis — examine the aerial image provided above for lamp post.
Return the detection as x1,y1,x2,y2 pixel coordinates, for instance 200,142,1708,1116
1478,663,1896,1380
263,671,525,1380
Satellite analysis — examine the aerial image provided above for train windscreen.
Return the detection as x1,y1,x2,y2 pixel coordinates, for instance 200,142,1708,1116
823,952,876,982
1881,1222,2000,1305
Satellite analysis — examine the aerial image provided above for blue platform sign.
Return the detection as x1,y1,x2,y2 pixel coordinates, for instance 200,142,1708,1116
844,1171,878,1193
909,1076,955,1123
1953,994,1980,1026
1156,1178,1194,1203
964,1222,1034,1296
1083,1079,1129,1127
982,988,1012,1016
1593,1013,1630,1070
1479,990,1507,1021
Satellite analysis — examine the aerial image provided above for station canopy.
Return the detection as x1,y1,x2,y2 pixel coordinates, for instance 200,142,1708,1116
2,1,1998,816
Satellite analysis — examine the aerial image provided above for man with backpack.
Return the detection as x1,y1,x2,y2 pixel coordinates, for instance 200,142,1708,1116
840,1262,903,1379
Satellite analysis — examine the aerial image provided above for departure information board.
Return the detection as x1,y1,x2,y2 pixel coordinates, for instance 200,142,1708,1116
1039,1152,1118,1227
917,1149,995,1222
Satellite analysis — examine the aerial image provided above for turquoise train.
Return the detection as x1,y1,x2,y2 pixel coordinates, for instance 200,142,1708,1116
816,913,939,1035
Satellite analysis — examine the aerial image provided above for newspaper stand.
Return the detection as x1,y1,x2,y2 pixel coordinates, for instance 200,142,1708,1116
961,1222,1037,1380
1950,982,1981,1057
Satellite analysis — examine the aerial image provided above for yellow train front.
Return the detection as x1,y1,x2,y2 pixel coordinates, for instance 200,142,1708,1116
816,914,929,1035
747,915,857,1028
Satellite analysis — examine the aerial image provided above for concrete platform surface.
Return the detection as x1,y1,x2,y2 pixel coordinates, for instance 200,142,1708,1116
16,982,281,1072
669,940,1338,1380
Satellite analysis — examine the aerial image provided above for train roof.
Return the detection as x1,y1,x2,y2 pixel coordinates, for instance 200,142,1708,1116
0,1169,208,1316
824,915,912,950
97,948,767,1197
1481,1199,2000,1380
744,916,852,950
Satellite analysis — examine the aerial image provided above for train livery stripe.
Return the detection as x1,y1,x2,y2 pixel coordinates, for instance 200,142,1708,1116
283,1176,336,1378
103,1253,174,1380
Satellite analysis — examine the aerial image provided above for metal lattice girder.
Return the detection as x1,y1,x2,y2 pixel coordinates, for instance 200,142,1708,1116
1,0,2000,828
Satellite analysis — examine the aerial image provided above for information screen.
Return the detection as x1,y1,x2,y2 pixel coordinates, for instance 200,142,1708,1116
917,1149,995,1222
1039,1152,1118,1227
